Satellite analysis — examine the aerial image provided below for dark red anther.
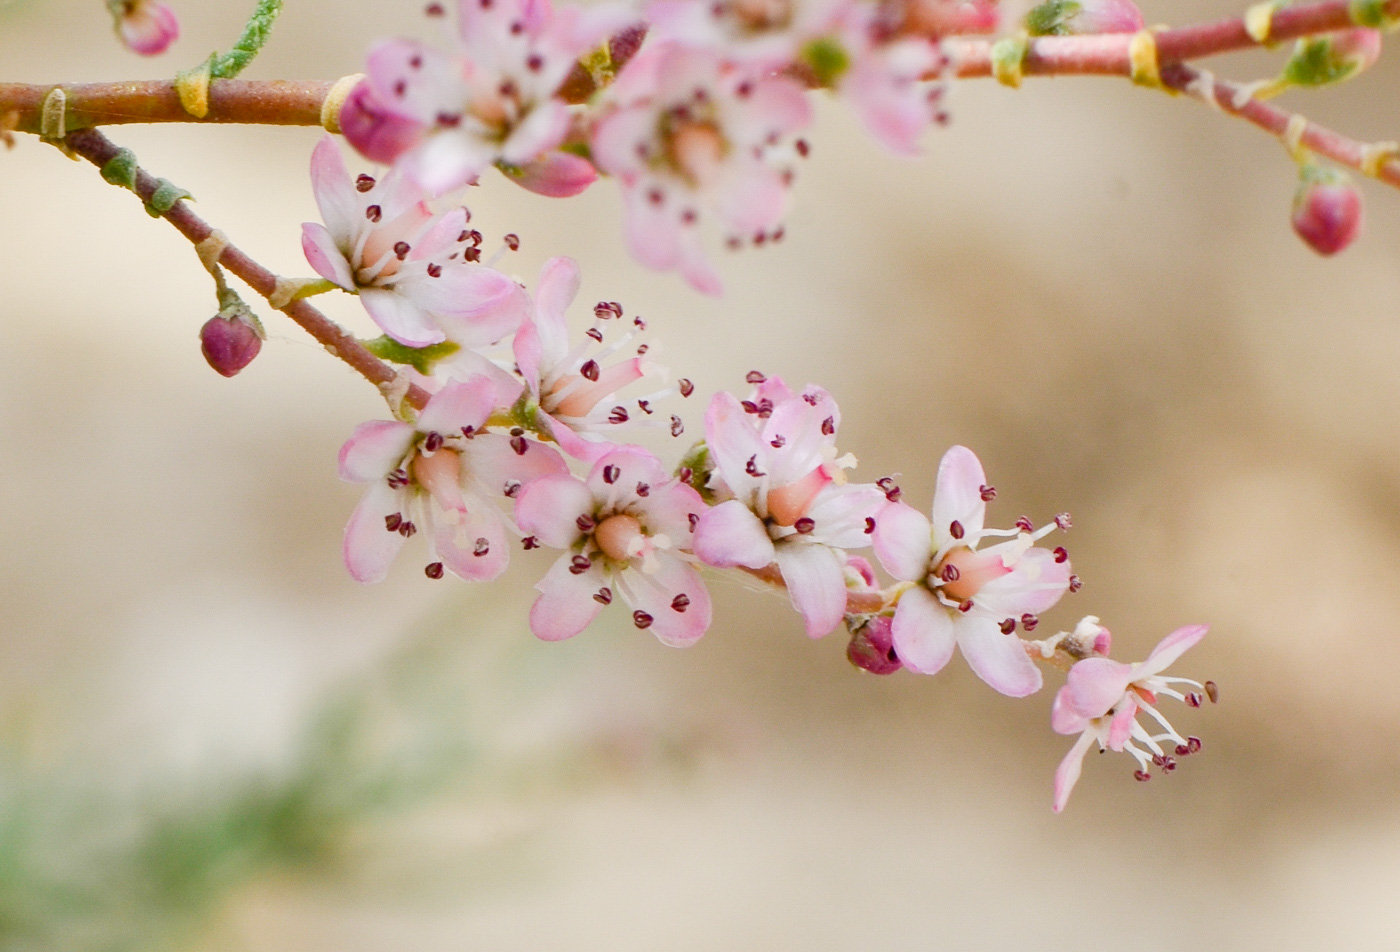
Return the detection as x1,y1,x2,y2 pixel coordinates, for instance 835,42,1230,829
608,406,629,424
1015,516,1034,532
426,262,442,278
398,520,417,538
794,517,815,534
755,399,773,418
949,520,965,540
594,587,613,605
671,416,685,437
585,327,604,343
678,379,695,397
1185,692,1203,708
464,247,481,262
393,241,411,260
510,20,523,34
385,513,403,532
457,230,470,243
1175,744,1191,757
425,1,445,14
387,468,410,488
746,370,767,384
735,80,753,98
636,344,648,355
366,204,382,222
636,482,650,497
1055,512,1072,530
802,391,820,405
941,563,961,582
958,599,974,613
577,359,600,382
423,431,443,452
1000,618,1016,634
1161,757,1178,773
688,512,699,530
355,173,376,193
461,425,476,439
576,514,596,532
394,80,407,97
741,400,759,415
1021,613,1039,632
637,399,652,415
745,455,764,477
633,610,654,629
522,535,540,550
1068,574,1083,593
1151,754,1166,767
671,593,690,612
467,229,483,246
526,53,543,71
569,554,592,574
795,138,810,157
473,537,490,557
1187,736,1202,753
821,416,835,436
1205,681,1219,703
681,209,698,226
772,226,785,242
864,517,875,534
602,465,619,485
770,435,786,448
648,187,664,205
510,435,528,455
1133,770,1152,782
979,484,996,501
425,562,444,579
504,233,520,250
410,55,423,68
503,480,521,498
436,111,461,128
1053,546,1069,563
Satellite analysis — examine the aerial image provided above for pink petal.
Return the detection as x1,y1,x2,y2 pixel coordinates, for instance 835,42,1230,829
343,481,409,583
890,585,956,675
365,39,460,125
338,420,414,482
435,502,510,582
677,224,723,296
533,256,581,367
300,222,356,290
529,554,609,641
339,79,427,166
403,130,498,196
872,501,934,581
585,446,667,510
360,288,447,347
414,267,527,348
775,542,848,638
118,1,180,56
501,100,572,166
693,499,775,569
930,445,987,548
417,376,495,436
725,76,813,146
1142,624,1208,676
957,614,1042,697
590,106,656,177
1063,657,1135,719
1106,699,1138,750
971,545,1071,618
1051,684,1091,735
514,473,595,548
508,151,599,197
703,391,765,497
618,557,712,647
641,479,708,546
1052,730,1096,813
463,432,569,499
619,180,684,272
309,135,361,243
711,161,788,236
536,412,617,465
803,483,886,549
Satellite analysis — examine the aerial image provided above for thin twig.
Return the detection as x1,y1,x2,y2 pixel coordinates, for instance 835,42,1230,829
62,127,431,411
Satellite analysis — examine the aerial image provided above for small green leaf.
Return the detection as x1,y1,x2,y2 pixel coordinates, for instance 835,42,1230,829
800,37,851,88
362,336,462,375
1025,0,1082,36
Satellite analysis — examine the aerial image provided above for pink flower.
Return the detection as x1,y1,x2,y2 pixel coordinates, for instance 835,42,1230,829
339,376,567,583
591,42,813,294
645,0,852,68
871,446,1072,696
514,446,712,646
112,0,179,56
359,0,635,194
838,25,948,155
301,136,526,347
513,257,676,462
1051,624,1209,812
692,379,884,638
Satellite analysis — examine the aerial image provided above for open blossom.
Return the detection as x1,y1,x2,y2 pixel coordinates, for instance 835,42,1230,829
836,21,948,155
693,377,884,638
356,0,634,194
646,0,852,67
515,446,712,646
591,42,813,294
872,445,1072,697
1051,624,1209,812
111,0,179,56
301,136,525,347
513,257,674,463
339,376,567,583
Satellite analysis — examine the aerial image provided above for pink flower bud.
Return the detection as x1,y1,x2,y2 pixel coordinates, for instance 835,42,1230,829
507,151,599,198
339,80,426,166
1328,28,1383,74
1025,0,1143,35
200,311,263,377
1292,172,1364,257
114,0,180,56
847,616,903,675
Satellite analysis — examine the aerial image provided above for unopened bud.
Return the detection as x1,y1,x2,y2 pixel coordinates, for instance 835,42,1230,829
1026,0,1143,35
1292,167,1364,257
200,304,264,377
339,79,427,165
847,615,902,675
505,150,599,198
113,0,180,56
1282,29,1382,88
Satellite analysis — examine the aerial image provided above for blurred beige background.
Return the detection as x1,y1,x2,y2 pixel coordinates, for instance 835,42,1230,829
3,0,1400,948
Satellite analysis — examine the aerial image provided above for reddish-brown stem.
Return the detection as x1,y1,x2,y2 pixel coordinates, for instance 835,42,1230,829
62,127,431,411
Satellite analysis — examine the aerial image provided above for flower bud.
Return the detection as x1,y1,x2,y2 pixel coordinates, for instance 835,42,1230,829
1282,28,1382,87
200,307,264,377
1292,168,1364,257
338,79,426,166
506,150,598,198
112,0,180,56
847,615,903,675
1026,0,1143,35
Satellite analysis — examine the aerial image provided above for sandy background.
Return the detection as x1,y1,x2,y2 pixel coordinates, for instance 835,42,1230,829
3,0,1400,948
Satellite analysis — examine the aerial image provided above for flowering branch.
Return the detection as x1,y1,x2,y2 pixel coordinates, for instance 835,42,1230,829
61,127,432,410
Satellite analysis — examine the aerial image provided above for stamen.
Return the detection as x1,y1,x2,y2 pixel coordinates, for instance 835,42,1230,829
979,484,996,501
678,379,695,398
1015,516,1034,532
1068,575,1083,592
1053,546,1069,563
1000,618,1016,634
576,514,596,532
522,535,540,550
594,587,613,605
473,538,490,557
569,554,592,574
864,517,875,534
1021,613,1039,631
746,370,767,384
794,517,815,534
355,174,376,193
633,610,654,629
1133,769,1152,782
949,520,965,540
636,482,651,497
366,205,382,223
671,416,685,437
602,464,619,484
671,593,690,612
425,562,444,579
1205,681,1219,703
385,513,403,532
609,406,629,424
